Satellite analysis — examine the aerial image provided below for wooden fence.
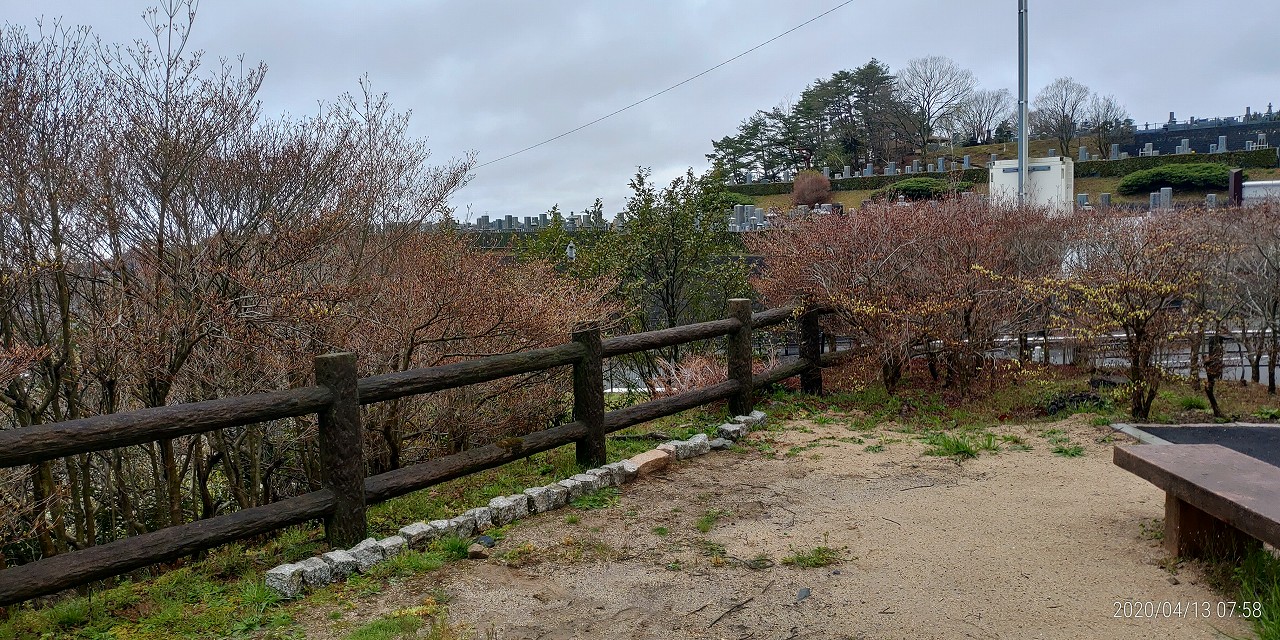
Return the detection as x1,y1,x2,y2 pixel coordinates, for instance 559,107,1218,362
0,300,835,606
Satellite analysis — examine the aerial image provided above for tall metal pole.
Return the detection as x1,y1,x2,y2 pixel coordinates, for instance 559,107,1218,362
1017,0,1029,205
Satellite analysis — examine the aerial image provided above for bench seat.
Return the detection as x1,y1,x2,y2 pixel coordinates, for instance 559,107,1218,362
1114,444,1280,558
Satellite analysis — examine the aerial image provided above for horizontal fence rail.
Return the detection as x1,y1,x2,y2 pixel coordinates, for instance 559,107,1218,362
0,300,831,606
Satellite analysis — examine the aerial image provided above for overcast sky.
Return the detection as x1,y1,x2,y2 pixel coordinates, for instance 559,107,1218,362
5,1,1278,221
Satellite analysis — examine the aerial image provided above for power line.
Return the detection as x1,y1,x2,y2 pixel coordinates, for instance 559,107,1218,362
475,0,856,169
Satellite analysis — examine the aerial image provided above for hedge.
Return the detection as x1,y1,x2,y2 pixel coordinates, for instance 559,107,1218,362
727,167,988,196
725,147,1278,197
1074,147,1278,178
869,177,975,201
1116,163,1233,195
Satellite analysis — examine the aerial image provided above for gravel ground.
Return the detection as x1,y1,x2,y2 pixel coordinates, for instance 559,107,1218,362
299,414,1256,640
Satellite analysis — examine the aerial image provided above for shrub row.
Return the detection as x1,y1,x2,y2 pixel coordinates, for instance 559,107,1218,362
725,148,1277,198
1116,163,1234,195
869,177,975,201
727,167,988,197
1074,147,1278,178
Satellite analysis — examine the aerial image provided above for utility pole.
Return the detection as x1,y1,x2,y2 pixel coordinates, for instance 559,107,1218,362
1017,0,1029,205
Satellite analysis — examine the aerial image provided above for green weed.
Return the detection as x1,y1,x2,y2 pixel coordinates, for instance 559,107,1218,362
781,546,843,568
1052,444,1085,457
570,487,621,510
696,509,729,533
922,432,978,460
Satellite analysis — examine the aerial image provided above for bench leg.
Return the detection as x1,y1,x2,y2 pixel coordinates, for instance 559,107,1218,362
1164,494,1259,560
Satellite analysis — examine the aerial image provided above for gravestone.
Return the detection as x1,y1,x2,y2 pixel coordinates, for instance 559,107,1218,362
822,166,830,179
1160,187,1172,209
1219,135,1228,152
1048,148,1056,157
912,159,921,173
1120,152,1130,159
1079,146,1088,161
1099,193,1111,209
863,165,872,177
844,165,852,178
1076,193,1089,208
1110,143,1120,160
906,166,913,174
1210,143,1218,153
1149,193,1159,210
963,155,971,169
989,153,998,165
746,172,754,184
1206,193,1217,208
886,162,896,176
936,158,945,172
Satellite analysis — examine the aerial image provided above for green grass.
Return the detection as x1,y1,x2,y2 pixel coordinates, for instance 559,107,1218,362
696,509,729,533
1236,547,1280,639
1177,395,1210,411
343,613,424,640
781,546,843,568
570,487,621,510
1051,444,1085,457
652,526,669,536
922,432,979,460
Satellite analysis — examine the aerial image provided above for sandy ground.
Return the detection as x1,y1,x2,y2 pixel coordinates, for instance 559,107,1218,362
300,415,1257,640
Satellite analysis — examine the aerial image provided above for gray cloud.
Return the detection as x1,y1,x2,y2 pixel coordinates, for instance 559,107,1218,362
5,0,1278,220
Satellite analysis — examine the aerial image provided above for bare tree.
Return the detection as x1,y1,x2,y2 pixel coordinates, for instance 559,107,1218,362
892,56,976,160
1032,77,1090,154
955,88,1012,145
1086,93,1130,159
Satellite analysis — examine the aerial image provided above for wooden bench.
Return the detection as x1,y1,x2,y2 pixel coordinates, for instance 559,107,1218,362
1114,444,1280,559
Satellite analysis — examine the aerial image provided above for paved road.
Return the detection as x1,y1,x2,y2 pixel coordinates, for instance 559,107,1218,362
1140,425,1280,468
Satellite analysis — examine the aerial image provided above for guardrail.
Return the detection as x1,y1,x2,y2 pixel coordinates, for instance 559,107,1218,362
0,300,835,605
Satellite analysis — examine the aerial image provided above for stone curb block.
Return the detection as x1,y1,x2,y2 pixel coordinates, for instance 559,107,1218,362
687,433,711,456
629,449,671,475
265,563,303,599
586,467,616,488
718,422,747,440
265,411,768,598
524,486,556,513
557,477,589,501
449,513,477,538
398,522,434,549
321,550,358,581
376,535,406,559
349,537,384,572
505,493,531,521
297,556,332,587
466,507,494,531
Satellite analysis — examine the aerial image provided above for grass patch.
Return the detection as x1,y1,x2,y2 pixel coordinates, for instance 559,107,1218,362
922,432,978,460
781,546,843,568
343,613,426,640
652,526,669,536
1235,547,1280,639
1052,444,1085,458
570,487,621,510
696,509,729,533
1178,395,1210,411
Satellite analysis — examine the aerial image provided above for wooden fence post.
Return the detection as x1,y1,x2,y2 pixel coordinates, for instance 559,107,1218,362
315,352,366,548
727,298,754,416
573,325,606,468
799,308,823,395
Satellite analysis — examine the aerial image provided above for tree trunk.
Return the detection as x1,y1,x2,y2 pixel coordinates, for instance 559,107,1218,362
1204,335,1225,419
1187,326,1204,391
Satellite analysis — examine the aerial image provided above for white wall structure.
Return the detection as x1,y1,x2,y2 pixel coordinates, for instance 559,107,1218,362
1243,180,1280,205
988,156,1074,212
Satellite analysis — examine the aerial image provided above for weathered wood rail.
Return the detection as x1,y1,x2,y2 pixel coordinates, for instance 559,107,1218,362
0,300,837,606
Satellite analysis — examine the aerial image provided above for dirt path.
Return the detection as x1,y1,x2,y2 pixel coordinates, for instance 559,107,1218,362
302,415,1256,639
